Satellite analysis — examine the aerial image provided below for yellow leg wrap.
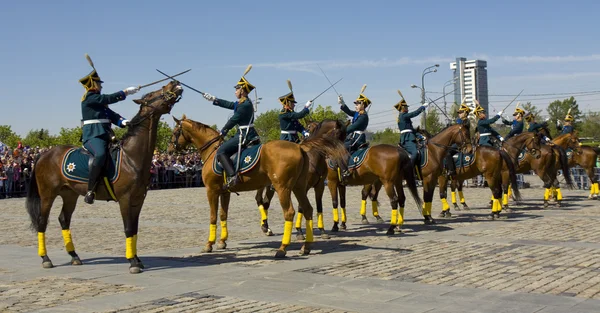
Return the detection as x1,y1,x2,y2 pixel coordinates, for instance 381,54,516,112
391,209,398,226
360,200,367,216
258,205,268,225
458,191,465,204
332,208,339,223
209,224,217,243
305,220,314,243
507,185,513,198
125,236,134,259
372,201,379,217
494,199,502,212
398,207,405,226
451,191,457,204
544,188,550,201
220,221,228,241
341,208,347,223
317,213,324,229
502,194,509,206
133,234,137,257
441,198,449,211
595,183,599,195
490,195,494,201
295,212,303,229
590,184,596,196
556,188,563,201
424,202,432,216
38,232,47,257
282,221,293,245
62,229,75,253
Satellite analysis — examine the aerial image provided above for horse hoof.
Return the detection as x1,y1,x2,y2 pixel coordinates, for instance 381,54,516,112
543,202,549,209
331,225,339,232
261,225,274,236
274,250,287,258
42,261,54,269
386,227,395,235
462,204,470,211
375,216,384,223
266,229,274,236
361,216,369,224
319,230,330,239
394,226,402,233
296,234,305,241
299,246,311,256
340,222,347,230
438,211,446,218
71,257,83,266
201,245,213,253
216,242,227,250
129,266,142,274
487,214,496,220
454,204,461,211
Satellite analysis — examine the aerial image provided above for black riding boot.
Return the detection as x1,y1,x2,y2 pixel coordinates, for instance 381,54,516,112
445,153,457,177
84,164,103,204
411,154,423,181
217,154,239,189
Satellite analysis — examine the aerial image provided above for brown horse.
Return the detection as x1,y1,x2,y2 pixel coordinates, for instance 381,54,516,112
26,81,184,274
253,119,348,240
440,132,540,213
168,115,348,257
552,132,598,199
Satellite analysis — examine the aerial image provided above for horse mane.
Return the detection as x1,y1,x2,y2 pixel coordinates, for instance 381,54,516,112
185,118,219,135
309,119,347,141
417,123,467,140
120,111,146,143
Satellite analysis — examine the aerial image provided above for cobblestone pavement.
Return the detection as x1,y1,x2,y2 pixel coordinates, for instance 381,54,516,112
1,184,600,312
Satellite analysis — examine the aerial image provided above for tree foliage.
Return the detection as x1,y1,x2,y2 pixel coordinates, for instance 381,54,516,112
424,108,445,134
546,97,581,137
370,128,398,145
521,101,541,118
0,125,21,148
579,112,600,141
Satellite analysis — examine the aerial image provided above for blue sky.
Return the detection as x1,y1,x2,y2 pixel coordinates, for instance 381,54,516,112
1,0,600,136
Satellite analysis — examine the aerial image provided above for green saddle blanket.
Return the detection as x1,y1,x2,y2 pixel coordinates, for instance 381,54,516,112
212,144,263,176
61,147,122,183
327,147,370,170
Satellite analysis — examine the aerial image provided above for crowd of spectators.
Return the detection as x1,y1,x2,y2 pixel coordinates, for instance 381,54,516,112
0,143,204,200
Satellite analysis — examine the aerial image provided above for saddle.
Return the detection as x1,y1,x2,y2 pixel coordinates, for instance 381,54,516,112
213,143,263,176
62,146,122,184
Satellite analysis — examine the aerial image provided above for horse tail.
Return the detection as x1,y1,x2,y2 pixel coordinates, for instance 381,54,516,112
399,148,423,209
26,167,42,232
300,136,348,168
499,149,522,201
554,146,575,189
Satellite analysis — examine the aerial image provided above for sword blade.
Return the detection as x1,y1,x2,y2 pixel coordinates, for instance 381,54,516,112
502,89,524,112
311,78,343,102
139,69,191,89
156,69,205,95
317,64,340,96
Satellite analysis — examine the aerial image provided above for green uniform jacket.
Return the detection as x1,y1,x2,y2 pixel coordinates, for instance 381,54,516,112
81,91,127,142
279,107,309,142
477,114,501,146
398,106,425,145
213,97,259,157
341,104,368,149
527,121,548,133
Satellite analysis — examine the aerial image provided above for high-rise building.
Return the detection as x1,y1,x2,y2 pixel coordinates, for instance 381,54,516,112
450,58,489,113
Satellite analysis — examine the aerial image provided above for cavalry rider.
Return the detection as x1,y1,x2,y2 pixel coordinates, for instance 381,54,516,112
444,103,471,177
556,112,575,134
525,112,553,144
396,97,429,178
501,107,525,140
79,57,139,204
202,68,259,190
278,81,313,143
474,100,504,147
337,89,370,181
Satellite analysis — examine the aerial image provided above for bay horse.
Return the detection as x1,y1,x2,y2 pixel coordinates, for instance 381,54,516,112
253,119,349,241
26,81,184,274
167,115,348,257
439,132,539,214
551,132,598,199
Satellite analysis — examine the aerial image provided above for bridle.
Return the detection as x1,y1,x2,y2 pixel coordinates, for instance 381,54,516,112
129,86,182,127
428,124,472,154
503,133,540,158
170,121,223,164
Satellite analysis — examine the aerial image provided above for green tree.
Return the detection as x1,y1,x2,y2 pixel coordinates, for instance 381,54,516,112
0,125,22,148
254,109,281,142
55,127,83,146
370,128,398,145
547,97,581,137
424,108,444,134
521,101,541,117
449,102,459,120
579,112,600,140
306,104,348,123
113,121,173,152
23,128,56,147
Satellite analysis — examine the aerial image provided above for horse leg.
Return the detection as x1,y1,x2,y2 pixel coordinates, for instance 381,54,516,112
202,188,220,253
255,188,274,236
360,185,371,224
392,180,406,233
275,187,295,258
314,180,330,239
422,181,436,225
380,181,398,235
119,195,145,274
458,182,469,210
369,182,384,223
294,184,314,256
217,192,230,249
437,176,451,218
485,173,503,220
339,184,348,230
27,185,57,269
501,169,512,212
57,192,82,265
328,179,340,232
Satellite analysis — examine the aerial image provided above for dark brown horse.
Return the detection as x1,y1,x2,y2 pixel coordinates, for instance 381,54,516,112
439,132,540,214
168,115,347,257
26,81,184,274
552,132,598,199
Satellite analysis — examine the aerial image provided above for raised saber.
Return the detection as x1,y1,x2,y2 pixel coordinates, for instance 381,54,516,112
139,69,191,89
156,69,205,95
501,89,524,112
317,64,340,97
311,77,343,102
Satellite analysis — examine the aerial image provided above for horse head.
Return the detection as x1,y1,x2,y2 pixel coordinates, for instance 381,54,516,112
430,121,472,154
168,114,192,154
168,115,221,157
308,119,346,142
133,81,183,116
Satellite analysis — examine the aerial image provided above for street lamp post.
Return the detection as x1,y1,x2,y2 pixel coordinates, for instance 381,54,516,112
443,77,458,124
411,64,439,130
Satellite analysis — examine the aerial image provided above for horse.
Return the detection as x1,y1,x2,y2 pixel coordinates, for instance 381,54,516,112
26,81,183,274
167,115,348,257
253,119,348,241
552,132,598,199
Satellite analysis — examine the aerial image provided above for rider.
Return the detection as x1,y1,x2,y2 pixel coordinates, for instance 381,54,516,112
556,112,575,134
443,103,471,177
202,67,259,190
475,100,504,147
337,89,370,182
525,112,553,144
396,97,428,178
501,107,525,140
278,82,313,143
80,57,139,204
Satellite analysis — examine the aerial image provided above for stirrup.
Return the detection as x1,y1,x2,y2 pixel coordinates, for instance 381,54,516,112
84,191,95,204
225,175,239,189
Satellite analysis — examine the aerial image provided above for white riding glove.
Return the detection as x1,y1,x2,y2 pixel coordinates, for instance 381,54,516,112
497,110,504,116
203,93,216,102
337,95,345,106
121,119,130,127
124,86,140,95
302,131,310,137
423,102,430,108
556,120,561,126
304,100,313,109
499,136,505,142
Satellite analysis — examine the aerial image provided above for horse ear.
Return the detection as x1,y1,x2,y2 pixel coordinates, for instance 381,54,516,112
345,120,351,127
172,116,180,124
182,114,187,120
133,99,144,105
